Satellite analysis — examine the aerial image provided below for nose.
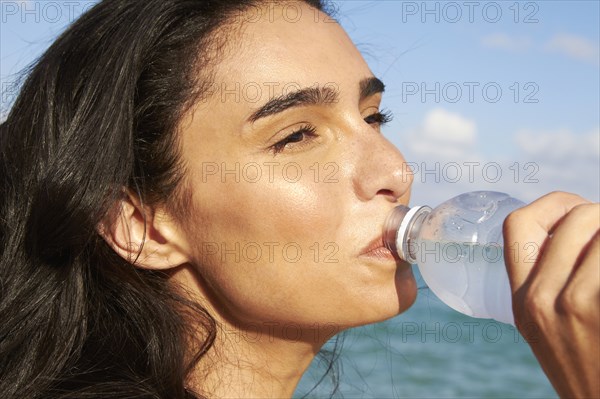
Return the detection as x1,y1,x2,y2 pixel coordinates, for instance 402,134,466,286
351,130,413,203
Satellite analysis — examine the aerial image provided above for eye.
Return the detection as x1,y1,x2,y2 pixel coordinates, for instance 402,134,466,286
364,109,393,127
270,124,318,154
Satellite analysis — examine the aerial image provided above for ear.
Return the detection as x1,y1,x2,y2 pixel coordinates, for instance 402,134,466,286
98,190,191,270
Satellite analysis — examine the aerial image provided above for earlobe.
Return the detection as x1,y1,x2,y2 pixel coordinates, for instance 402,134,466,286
97,191,191,270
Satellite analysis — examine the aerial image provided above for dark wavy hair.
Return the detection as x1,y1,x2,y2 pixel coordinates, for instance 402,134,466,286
0,1,336,398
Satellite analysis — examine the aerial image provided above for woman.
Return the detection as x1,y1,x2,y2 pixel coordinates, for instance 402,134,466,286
0,1,597,398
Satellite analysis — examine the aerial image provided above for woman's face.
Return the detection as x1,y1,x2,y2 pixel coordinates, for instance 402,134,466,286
176,3,416,332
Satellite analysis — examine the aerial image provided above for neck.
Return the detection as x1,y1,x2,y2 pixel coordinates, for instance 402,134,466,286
171,266,334,398
188,321,323,398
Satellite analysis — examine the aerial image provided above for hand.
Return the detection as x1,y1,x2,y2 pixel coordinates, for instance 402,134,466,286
503,191,599,399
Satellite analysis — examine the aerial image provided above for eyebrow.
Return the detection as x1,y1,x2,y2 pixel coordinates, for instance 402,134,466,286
359,76,385,101
248,76,385,123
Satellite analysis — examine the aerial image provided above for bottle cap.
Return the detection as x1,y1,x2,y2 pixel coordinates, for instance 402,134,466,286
383,205,410,256
397,205,431,262
384,205,431,262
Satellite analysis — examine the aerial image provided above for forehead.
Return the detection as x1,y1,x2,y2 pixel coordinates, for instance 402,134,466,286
212,3,372,96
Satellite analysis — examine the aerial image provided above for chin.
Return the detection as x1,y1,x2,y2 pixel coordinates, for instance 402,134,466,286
395,264,418,314
345,265,418,328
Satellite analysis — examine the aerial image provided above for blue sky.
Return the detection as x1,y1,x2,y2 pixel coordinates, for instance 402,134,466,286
2,0,599,206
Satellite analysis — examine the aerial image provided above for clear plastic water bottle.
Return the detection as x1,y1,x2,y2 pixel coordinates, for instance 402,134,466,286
383,191,525,325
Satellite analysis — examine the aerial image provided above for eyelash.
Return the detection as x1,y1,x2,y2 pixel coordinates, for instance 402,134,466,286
365,109,393,126
270,109,394,154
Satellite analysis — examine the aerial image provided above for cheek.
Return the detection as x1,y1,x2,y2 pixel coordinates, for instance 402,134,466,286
259,179,342,241
182,177,348,325
191,164,345,245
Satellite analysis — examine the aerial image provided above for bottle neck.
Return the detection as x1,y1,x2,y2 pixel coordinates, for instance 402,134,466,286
383,205,432,263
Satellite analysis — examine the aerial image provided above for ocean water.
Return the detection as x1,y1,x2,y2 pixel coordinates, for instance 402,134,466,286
294,267,557,398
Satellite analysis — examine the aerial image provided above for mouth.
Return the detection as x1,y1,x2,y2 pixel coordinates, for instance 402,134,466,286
359,234,397,261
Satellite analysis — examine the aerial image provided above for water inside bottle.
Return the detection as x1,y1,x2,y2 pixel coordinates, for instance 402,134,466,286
416,240,510,320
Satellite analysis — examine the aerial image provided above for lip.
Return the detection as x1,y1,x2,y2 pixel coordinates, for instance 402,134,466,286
359,235,397,261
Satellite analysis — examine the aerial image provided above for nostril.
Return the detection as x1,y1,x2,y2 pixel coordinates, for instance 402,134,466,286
376,188,396,199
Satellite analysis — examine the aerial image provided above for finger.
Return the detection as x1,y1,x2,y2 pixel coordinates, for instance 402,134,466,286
559,231,600,322
503,192,590,293
530,203,599,295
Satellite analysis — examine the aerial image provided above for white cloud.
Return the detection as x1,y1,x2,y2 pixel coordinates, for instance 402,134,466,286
400,113,599,205
544,33,600,66
481,33,533,52
480,32,599,66
407,108,477,159
515,127,600,161
511,127,600,201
